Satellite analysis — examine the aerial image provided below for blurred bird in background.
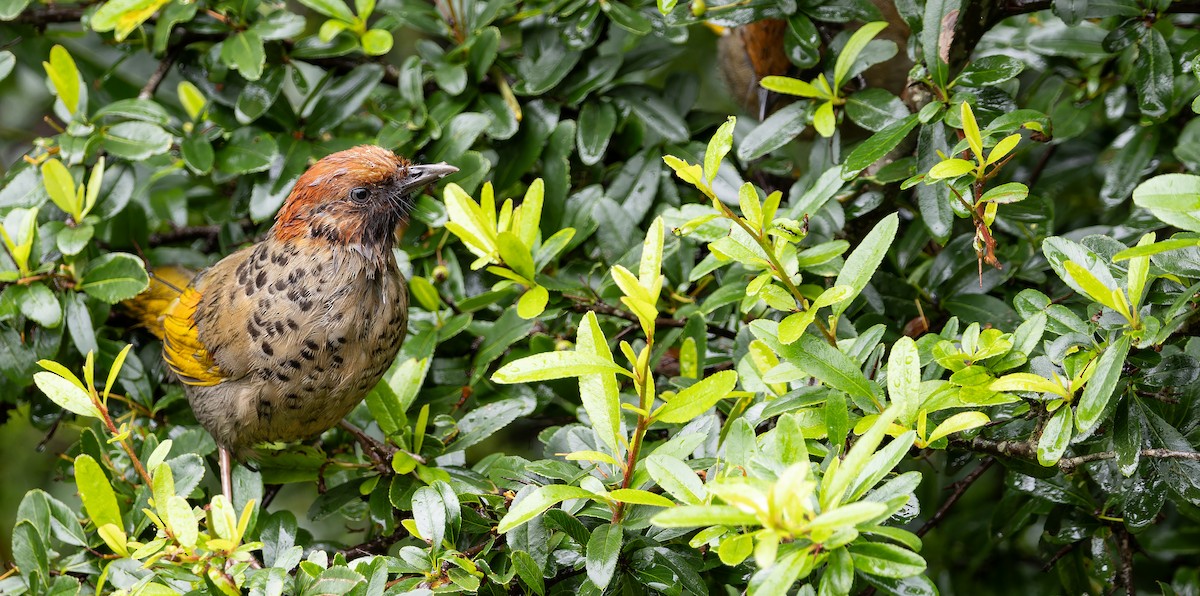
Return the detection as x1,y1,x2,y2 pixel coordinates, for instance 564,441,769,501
714,2,913,121
125,146,457,501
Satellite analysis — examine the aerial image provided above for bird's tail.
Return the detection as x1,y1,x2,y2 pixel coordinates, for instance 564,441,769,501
121,265,195,339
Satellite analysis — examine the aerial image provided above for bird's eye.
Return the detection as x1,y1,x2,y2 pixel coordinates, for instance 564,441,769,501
349,187,370,203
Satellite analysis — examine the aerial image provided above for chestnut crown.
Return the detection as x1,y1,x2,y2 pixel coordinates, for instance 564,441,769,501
271,145,456,248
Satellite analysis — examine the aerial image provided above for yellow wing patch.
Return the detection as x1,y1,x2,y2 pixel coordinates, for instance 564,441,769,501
161,285,225,387
121,265,195,338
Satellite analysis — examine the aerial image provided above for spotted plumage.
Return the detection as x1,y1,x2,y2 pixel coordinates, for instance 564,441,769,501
134,146,456,498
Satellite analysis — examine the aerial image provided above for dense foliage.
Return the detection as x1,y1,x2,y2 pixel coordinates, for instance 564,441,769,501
2,0,1200,593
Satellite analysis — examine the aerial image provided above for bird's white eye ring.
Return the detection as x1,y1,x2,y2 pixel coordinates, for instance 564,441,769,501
350,187,370,203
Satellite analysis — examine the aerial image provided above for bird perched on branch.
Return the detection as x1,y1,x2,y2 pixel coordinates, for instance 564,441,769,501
128,146,456,500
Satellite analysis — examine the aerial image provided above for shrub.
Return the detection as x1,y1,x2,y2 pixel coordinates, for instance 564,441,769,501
2,0,1199,594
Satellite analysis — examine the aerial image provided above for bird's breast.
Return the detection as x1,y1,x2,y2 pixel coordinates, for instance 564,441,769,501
189,240,408,448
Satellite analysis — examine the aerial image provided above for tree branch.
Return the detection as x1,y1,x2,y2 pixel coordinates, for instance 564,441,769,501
340,528,406,558
139,46,182,100
568,300,737,340
11,4,90,25
956,436,1200,474
916,458,995,538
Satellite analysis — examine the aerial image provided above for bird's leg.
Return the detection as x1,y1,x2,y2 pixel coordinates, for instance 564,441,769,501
219,446,234,503
339,420,395,475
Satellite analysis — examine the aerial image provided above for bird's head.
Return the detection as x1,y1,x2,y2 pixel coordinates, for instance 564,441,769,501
272,145,457,251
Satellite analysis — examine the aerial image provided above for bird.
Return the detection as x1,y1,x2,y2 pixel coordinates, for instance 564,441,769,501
128,145,457,500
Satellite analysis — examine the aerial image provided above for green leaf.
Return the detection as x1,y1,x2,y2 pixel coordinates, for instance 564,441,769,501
0,51,14,82
845,88,907,132
577,101,617,166
34,371,101,418
749,549,811,595
445,396,533,452
360,29,393,56
980,181,1028,204
921,0,959,87
0,0,33,21
586,523,623,590
80,253,149,303
705,116,735,183
177,81,207,121
813,100,836,138
91,0,170,41
790,334,876,405
306,64,384,135
823,407,898,509
576,311,622,457
1037,406,1073,466
608,489,674,508
849,542,926,578
511,550,545,596
1075,335,1130,433
42,45,80,115
74,454,123,530
10,283,61,328
832,212,898,320
927,158,975,179
955,55,1025,87
498,485,600,533
833,21,888,89
101,121,173,161
990,372,1069,398
1130,28,1172,119
718,533,753,566
761,76,824,99
12,521,47,592
516,285,549,319
739,103,811,161
1063,260,1121,311
655,369,738,424
601,0,652,35
219,30,265,81
651,505,760,528
412,485,447,547
41,159,78,218
887,337,920,426
296,0,354,21
807,501,888,535
1132,174,1200,232
1112,238,1200,261
926,411,989,444
646,454,704,505
493,350,628,384
216,127,278,174
497,231,535,280
843,114,920,175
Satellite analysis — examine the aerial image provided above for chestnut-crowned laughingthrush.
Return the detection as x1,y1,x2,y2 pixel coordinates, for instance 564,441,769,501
136,145,456,500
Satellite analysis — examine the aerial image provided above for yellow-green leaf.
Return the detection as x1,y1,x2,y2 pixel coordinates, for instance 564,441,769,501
42,45,80,116
926,411,989,444
656,370,738,423
517,285,549,319
493,350,630,384
928,158,976,179
960,101,984,161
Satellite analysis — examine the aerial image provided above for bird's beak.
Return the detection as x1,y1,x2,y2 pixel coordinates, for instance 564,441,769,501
399,162,459,195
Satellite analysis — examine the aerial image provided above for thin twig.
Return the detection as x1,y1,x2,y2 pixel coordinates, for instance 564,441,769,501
568,299,737,340
958,437,1200,474
1042,542,1077,572
340,528,405,557
139,47,181,100
916,458,995,537
11,4,90,24
1059,448,1200,473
